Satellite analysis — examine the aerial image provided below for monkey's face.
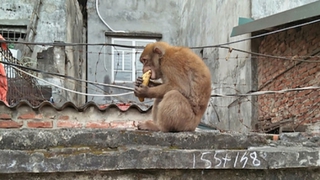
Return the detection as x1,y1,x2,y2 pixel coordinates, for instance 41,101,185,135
140,43,162,80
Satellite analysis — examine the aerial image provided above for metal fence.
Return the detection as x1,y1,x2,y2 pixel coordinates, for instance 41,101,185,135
0,28,51,106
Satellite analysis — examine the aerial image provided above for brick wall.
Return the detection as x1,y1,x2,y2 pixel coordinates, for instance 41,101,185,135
0,103,151,129
257,21,320,131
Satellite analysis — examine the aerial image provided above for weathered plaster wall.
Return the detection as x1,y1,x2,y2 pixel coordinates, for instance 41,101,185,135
65,0,86,105
178,0,253,132
252,0,318,19
0,0,68,42
86,0,182,104
0,0,34,20
86,0,255,132
0,0,86,106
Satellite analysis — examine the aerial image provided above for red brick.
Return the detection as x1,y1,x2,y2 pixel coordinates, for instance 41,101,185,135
86,121,110,128
306,34,316,41
59,115,69,120
27,121,53,128
308,67,319,75
298,66,308,74
302,99,314,107
315,96,320,103
57,120,82,128
271,116,282,123
299,49,308,56
297,91,309,97
279,42,286,52
312,37,319,45
0,113,11,120
286,100,294,107
34,114,43,120
308,90,320,99
0,120,22,128
18,112,35,119
18,112,43,120
109,120,136,129
299,106,309,114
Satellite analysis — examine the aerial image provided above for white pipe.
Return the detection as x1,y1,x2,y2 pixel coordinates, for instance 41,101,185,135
96,0,125,33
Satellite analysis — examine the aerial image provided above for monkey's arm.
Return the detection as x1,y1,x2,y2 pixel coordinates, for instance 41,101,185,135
134,83,169,99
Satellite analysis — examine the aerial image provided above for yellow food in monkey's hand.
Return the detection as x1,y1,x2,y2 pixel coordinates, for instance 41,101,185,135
139,70,151,102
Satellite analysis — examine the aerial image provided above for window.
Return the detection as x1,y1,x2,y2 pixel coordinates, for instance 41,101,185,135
0,28,26,42
111,38,156,83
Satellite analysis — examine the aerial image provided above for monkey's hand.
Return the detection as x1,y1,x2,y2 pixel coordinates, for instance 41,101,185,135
135,76,143,87
134,84,150,99
135,77,161,88
135,70,151,102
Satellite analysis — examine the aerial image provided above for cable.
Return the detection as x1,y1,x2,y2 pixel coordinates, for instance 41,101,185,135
13,66,134,97
0,41,145,49
6,60,320,98
219,46,320,63
96,0,125,33
14,64,320,98
1,17,317,50
0,60,134,91
190,18,320,49
211,86,320,97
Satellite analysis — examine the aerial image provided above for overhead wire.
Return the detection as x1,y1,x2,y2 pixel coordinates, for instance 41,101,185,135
10,61,320,98
190,18,320,49
211,86,320,97
1,17,320,98
0,60,134,91
13,66,134,97
1,18,319,49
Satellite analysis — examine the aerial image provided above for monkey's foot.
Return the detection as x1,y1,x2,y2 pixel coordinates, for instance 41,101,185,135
137,120,160,131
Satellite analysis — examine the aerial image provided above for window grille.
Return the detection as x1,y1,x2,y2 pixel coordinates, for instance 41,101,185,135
111,38,156,83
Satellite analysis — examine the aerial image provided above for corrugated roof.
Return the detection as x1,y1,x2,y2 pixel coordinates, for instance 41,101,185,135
0,100,152,112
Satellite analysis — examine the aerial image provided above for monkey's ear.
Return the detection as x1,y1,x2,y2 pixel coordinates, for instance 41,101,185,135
153,45,165,57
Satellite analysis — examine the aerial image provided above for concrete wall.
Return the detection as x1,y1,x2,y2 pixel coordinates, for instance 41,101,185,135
252,0,318,19
86,0,181,104
0,0,86,106
87,0,254,131
0,0,69,42
86,0,320,131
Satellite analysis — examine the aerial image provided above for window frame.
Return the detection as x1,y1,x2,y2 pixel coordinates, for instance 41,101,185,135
111,38,156,83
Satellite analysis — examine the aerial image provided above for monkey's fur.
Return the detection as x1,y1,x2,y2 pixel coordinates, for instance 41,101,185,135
134,42,211,132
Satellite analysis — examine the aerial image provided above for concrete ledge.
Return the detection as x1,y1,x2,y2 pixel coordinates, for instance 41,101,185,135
0,146,319,173
0,129,270,150
0,129,319,174
1,169,320,180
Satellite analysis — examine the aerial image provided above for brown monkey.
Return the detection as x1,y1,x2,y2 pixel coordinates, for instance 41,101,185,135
134,41,211,132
